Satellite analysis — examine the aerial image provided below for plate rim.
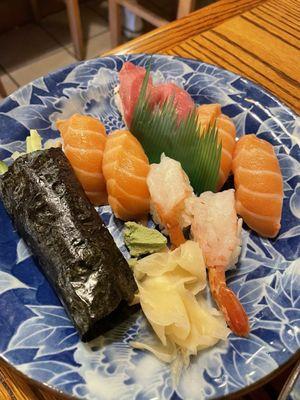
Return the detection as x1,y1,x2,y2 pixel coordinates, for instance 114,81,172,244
1,350,300,400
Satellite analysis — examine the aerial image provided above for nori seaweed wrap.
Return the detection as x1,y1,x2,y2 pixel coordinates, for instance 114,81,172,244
0,148,137,341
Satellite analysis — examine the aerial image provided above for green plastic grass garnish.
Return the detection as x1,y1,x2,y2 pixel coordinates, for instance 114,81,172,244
130,63,222,195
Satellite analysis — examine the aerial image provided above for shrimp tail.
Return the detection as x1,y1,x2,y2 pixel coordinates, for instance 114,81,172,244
156,203,186,248
167,223,186,248
209,266,249,336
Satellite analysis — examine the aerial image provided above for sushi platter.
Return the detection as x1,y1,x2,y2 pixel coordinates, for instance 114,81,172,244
0,54,299,400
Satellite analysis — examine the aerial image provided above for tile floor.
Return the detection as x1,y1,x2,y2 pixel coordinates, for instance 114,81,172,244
0,0,216,97
0,0,111,96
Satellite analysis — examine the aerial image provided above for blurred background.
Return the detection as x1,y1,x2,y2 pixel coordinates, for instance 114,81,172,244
0,0,215,97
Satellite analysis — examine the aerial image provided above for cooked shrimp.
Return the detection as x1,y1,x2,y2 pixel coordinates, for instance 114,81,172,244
191,189,249,336
147,154,195,247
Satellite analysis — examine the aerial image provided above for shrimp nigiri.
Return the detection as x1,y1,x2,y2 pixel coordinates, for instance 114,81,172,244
232,134,283,238
102,130,150,221
56,114,107,205
147,154,195,247
197,104,236,190
191,189,249,336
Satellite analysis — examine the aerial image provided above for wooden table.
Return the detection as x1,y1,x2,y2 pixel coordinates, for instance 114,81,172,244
1,0,299,398
107,0,300,114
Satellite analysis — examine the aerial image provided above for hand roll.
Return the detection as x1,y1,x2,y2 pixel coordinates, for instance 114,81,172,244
0,148,137,341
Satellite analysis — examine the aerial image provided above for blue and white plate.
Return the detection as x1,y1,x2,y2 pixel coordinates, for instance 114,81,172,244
0,54,299,400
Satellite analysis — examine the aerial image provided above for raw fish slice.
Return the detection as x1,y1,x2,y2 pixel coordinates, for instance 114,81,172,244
118,62,153,127
150,83,195,122
197,104,221,129
191,189,249,336
147,154,195,247
197,104,236,190
117,62,195,126
56,114,107,205
232,134,283,238
102,130,150,221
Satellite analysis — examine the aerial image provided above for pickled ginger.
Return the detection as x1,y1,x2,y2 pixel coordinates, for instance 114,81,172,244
131,241,230,364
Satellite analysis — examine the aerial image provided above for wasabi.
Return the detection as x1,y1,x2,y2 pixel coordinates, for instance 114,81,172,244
124,222,167,257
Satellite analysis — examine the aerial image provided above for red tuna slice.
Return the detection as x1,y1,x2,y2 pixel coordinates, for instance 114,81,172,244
118,63,195,126
150,83,195,122
119,61,153,127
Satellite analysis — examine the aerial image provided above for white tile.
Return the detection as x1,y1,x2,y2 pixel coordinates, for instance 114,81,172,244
81,5,108,38
67,30,111,59
85,30,112,59
10,48,76,86
41,5,108,48
86,0,108,20
0,24,60,72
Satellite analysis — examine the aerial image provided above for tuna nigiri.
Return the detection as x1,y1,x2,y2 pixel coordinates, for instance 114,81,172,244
232,134,283,238
102,130,150,221
147,154,195,247
191,189,249,336
117,62,195,126
197,104,236,190
150,83,195,122
56,114,107,205
118,62,153,127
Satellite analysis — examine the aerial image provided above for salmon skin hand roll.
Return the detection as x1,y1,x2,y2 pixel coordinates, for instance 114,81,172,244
0,148,137,341
232,134,284,238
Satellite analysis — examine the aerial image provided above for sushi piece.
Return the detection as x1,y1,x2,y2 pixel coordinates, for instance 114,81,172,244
147,154,195,247
102,130,150,221
197,104,236,190
56,114,107,206
117,62,195,126
197,104,221,128
0,148,137,341
191,189,249,336
232,134,283,238
118,62,154,127
149,83,195,122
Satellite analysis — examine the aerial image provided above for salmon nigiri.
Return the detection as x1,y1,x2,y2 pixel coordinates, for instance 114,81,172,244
232,134,283,238
56,114,107,205
102,130,150,221
197,104,236,190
